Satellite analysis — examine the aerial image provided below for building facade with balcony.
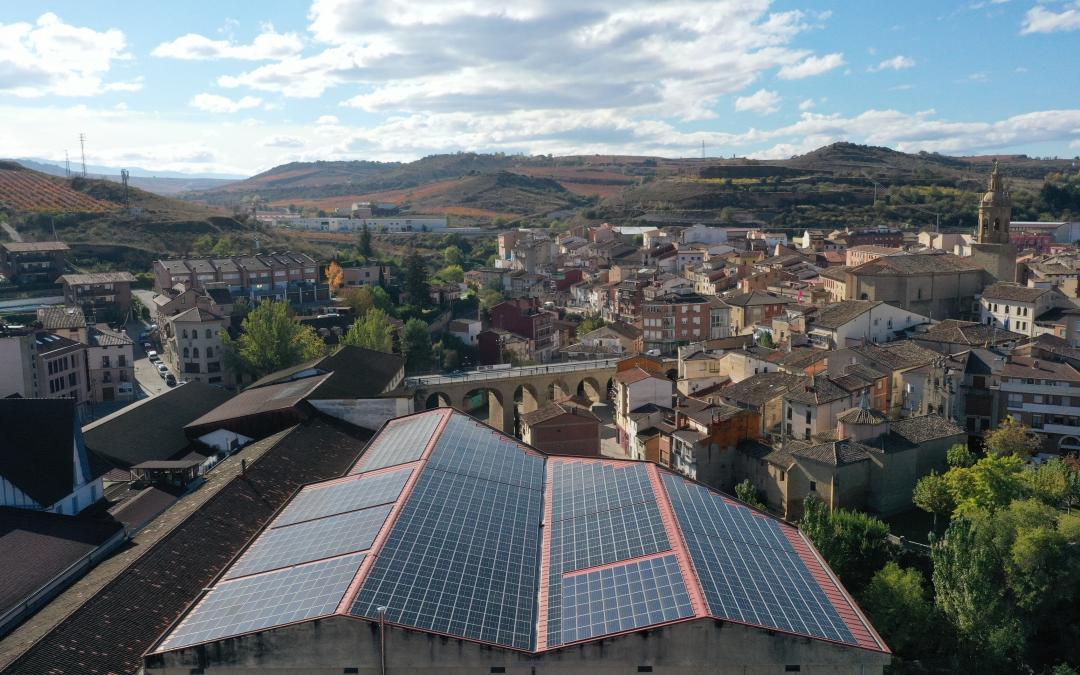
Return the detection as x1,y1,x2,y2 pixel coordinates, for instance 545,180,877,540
979,282,1062,337
0,241,70,283
34,332,88,419
87,324,135,403
153,254,323,303
490,298,554,363
639,292,718,354
162,307,232,386
1001,354,1080,455
60,272,135,322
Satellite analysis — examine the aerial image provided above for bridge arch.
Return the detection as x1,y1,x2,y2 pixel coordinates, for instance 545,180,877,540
548,379,572,403
576,377,603,403
424,391,452,409
514,383,540,414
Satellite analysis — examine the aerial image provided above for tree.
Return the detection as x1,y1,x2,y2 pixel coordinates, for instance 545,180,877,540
914,469,955,532
985,416,1042,459
1028,458,1072,509
402,318,433,372
211,236,235,257
404,250,433,308
327,261,345,291
578,313,608,335
439,265,464,284
192,234,214,255
481,291,505,313
339,308,393,353
948,443,977,468
758,330,776,348
443,245,465,267
222,300,325,379
359,223,373,258
947,453,1025,517
800,495,892,595
232,296,251,319
340,285,394,316
720,206,735,223
859,562,936,661
735,480,765,510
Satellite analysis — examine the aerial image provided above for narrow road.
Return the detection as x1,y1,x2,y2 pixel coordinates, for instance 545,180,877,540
0,221,22,242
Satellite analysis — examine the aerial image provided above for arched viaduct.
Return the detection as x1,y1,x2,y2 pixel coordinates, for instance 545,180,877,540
405,359,622,435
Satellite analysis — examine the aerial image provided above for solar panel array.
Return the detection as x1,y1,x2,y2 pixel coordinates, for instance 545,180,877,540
546,461,672,647
661,473,858,645
274,468,411,527
351,413,545,650
353,412,444,473
160,553,366,650
226,505,393,579
560,555,695,643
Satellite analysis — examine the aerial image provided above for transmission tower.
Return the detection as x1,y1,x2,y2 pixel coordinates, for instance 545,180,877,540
121,169,130,207
64,151,71,178
78,134,87,178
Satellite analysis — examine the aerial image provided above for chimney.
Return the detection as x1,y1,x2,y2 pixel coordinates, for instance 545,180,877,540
1033,360,1040,369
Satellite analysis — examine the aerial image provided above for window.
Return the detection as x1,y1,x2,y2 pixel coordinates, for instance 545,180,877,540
787,423,792,435
68,372,76,387
206,329,212,339
780,471,785,481
182,329,188,339
1032,414,1043,429
809,482,816,492
183,347,189,358
101,356,110,368
804,428,811,440
1005,305,1010,314
193,348,199,358
118,355,126,367
1008,393,1022,405
206,347,213,358
681,318,687,326
805,410,811,424
102,371,112,383
120,370,127,381
1035,395,1044,404
787,406,792,420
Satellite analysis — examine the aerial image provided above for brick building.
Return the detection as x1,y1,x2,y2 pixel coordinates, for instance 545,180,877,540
490,298,554,363
520,396,601,456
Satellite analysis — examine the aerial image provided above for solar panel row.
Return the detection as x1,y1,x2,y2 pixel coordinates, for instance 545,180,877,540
353,416,545,651
274,468,412,527
227,504,393,579
661,473,857,645
548,460,655,523
353,412,444,473
560,555,695,643
546,461,672,647
160,553,366,650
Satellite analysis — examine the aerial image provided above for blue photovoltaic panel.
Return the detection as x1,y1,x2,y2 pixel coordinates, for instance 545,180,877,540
226,504,392,579
274,468,411,527
548,460,655,522
354,412,444,473
661,473,857,645
546,461,672,647
351,424,544,651
560,555,694,643
160,554,365,650
426,413,545,488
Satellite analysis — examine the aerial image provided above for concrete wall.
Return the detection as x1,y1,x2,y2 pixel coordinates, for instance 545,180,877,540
523,413,600,456
146,614,888,674
311,397,414,432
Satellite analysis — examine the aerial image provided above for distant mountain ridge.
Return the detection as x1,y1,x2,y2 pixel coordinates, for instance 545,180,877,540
5,159,241,195
8,157,246,180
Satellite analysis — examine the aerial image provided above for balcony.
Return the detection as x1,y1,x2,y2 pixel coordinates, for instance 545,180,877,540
1007,403,1080,416
1039,423,1080,436
1000,381,1080,396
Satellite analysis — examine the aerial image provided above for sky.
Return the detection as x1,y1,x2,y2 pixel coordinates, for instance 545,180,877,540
1,0,1079,178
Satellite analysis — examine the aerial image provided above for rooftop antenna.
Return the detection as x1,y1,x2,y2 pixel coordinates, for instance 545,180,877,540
78,133,87,178
64,151,70,178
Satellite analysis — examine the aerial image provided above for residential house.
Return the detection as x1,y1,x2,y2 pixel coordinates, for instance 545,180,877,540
716,371,805,439
0,241,69,283
477,328,530,365
979,282,1062,337
0,397,107,515
162,306,231,385
805,300,931,349
613,367,674,450
639,292,714,354
827,340,941,418
781,376,853,441
60,272,135,322
717,346,780,382
36,306,87,344
449,319,482,347
87,324,135,403
818,266,851,303
490,298,555,362
725,290,793,333
1001,354,1080,455
35,332,88,417
520,397,601,456
341,266,387,287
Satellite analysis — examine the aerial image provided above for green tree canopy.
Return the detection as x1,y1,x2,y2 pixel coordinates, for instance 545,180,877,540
401,318,433,372
438,265,465,284
222,300,325,379
339,308,393,353
800,495,892,595
404,250,433,308
734,479,765,510
759,330,776,348
577,313,608,335
859,562,937,661
211,236,235,257
914,469,955,532
443,245,465,267
340,285,395,317
192,234,215,255
948,443,977,468
985,416,1042,459
359,223,373,258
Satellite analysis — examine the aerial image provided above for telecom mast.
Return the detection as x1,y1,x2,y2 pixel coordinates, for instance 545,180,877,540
78,134,87,178
64,151,71,178
121,169,130,207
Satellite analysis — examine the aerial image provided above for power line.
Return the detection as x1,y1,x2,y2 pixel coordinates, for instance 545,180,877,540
861,170,941,231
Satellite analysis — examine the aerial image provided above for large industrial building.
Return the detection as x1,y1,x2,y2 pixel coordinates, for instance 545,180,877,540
145,409,890,674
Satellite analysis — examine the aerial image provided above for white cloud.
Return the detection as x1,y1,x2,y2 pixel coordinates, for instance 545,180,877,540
190,93,263,113
0,12,131,97
152,29,302,60
870,55,915,71
735,89,782,114
257,135,308,148
777,53,845,79
317,115,339,125
1071,140,1080,149
799,99,816,110
1021,2,1080,34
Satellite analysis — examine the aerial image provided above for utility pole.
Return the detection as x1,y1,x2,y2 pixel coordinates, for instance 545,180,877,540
78,134,87,178
121,169,130,207
64,151,71,178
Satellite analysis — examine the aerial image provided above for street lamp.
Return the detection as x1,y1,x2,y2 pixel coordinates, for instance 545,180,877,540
377,606,388,675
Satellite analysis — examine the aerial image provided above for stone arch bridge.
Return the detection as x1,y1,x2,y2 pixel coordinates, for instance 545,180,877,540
404,359,622,434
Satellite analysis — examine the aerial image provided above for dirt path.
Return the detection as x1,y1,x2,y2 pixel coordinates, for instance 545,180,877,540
1,221,23,242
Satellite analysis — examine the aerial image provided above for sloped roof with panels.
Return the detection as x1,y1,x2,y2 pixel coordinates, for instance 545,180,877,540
150,408,887,659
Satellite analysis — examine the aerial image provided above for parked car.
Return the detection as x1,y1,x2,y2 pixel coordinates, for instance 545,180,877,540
147,350,158,361
157,363,169,377
165,373,176,386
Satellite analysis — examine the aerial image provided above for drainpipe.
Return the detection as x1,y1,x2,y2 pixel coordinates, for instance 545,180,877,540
378,606,387,675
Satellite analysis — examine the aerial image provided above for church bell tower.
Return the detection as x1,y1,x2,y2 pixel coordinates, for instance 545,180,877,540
970,160,1016,283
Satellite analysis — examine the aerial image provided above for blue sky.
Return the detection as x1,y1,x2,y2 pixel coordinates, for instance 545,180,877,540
1,0,1078,177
